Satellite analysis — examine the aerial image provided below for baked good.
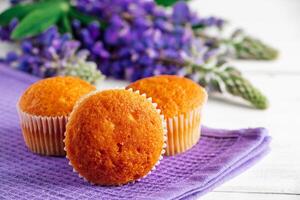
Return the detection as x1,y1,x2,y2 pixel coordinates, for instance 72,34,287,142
65,89,165,185
17,76,96,156
127,75,207,155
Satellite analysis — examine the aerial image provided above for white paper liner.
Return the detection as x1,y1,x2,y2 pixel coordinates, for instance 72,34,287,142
166,106,203,156
17,106,68,156
64,88,167,185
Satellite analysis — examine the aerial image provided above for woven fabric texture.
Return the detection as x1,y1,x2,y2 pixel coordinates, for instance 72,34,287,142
0,65,270,200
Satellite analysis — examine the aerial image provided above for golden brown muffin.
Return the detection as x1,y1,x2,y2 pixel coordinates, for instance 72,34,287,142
17,76,96,156
65,89,165,185
126,75,207,118
19,76,96,116
127,75,207,156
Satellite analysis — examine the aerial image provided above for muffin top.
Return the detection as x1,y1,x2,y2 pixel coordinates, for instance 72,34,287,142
127,75,207,118
19,76,96,116
65,89,164,185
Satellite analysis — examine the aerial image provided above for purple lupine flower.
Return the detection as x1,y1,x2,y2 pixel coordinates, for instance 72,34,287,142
9,0,25,5
72,19,82,31
38,26,60,46
92,41,110,58
74,0,223,81
21,41,33,54
0,18,18,40
204,49,220,61
2,26,102,80
87,22,101,40
1,0,222,81
8,18,18,31
0,26,10,40
80,28,94,47
5,51,18,62
195,16,225,29
61,40,81,58
172,1,191,24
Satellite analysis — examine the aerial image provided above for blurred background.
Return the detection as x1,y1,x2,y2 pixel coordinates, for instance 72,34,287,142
190,1,300,199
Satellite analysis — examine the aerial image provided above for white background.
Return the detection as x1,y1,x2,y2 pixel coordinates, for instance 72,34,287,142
190,0,300,199
1,0,300,199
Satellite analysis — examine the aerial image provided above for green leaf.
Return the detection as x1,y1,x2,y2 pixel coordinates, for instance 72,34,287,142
0,0,69,26
59,14,72,34
0,4,35,26
69,6,107,28
192,24,205,30
11,8,62,39
69,7,98,25
155,0,189,7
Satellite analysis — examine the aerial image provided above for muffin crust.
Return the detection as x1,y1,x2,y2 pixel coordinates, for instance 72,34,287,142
127,75,207,118
65,89,164,185
19,76,96,116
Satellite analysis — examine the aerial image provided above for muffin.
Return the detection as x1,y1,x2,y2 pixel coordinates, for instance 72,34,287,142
17,76,96,156
127,75,207,156
64,89,166,185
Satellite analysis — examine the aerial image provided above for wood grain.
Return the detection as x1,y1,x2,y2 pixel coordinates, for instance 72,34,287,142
203,191,300,200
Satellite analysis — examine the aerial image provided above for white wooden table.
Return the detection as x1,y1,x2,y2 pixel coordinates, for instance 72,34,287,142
1,0,299,199
190,0,300,199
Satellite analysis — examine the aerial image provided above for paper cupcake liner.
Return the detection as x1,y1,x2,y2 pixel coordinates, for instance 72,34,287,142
64,88,167,185
17,106,68,156
165,106,203,156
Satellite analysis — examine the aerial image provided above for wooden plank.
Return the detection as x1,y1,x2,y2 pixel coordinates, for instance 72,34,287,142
202,191,300,200
204,74,300,194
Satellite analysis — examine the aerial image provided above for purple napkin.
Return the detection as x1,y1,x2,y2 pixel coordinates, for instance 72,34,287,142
0,65,270,200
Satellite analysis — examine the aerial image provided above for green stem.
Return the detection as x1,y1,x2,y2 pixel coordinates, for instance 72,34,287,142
189,62,269,109
215,70,268,109
193,29,278,61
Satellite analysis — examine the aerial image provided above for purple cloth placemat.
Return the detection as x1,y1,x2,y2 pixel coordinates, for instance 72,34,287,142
0,65,270,200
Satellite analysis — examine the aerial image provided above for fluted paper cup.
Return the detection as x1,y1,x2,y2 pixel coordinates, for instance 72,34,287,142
17,106,68,156
166,106,203,156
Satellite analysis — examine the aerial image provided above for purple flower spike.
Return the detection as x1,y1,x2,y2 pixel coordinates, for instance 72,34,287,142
0,26,10,40
110,15,124,28
39,26,59,46
62,40,80,58
204,49,219,61
21,41,33,54
92,42,110,58
131,70,143,81
52,39,63,51
80,29,94,47
8,18,18,32
125,67,134,81
5,51,18,63
104,26,120,45
164,49,179,59
1,0,228,86
0,19,18,41
18,56,32,73
72,19,82,30
172,1,191,24
104,15,129,45
87,22,101,40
